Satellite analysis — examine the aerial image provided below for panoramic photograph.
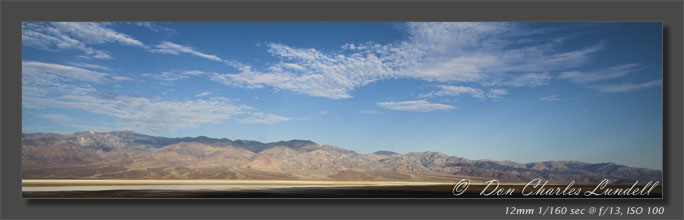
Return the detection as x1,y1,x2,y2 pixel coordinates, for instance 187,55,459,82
21,22,663,198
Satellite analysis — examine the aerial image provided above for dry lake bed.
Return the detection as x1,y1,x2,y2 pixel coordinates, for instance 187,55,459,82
22,179,662,198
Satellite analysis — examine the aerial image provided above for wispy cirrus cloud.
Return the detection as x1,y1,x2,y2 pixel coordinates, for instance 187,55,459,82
35,113,113,132
22,61,110,83
209,23,605,99
420,85,485,98
143,70,214,83
540,94,563,101
31,94,250,132
486,89,508,99
147,41,251,71
37,113,73,122
420,85,509,99
49,22,144,47
67,62,110,71
484,72,552,87
196,91,211,97
23,22,230,63
25,22,654,103
360,110,380,114
239,113,290,124
377,100,455,112
209,64,361,99
149,41,223,62
590,80,662,93
559,63,661,93
560,64,641,84
112,76,134,81
23,22,144,59
128,22,177,34
22,61,291,132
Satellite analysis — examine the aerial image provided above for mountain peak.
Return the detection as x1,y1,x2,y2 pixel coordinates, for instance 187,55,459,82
373,150,398,155
269,139,316,145
21,131,662,184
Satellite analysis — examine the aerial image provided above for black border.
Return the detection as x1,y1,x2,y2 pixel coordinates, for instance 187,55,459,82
2,1,683,219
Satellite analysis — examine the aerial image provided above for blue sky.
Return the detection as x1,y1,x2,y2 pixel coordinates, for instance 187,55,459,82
22,22,662,169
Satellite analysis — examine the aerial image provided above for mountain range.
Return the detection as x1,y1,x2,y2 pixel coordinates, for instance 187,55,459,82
21,131,662,184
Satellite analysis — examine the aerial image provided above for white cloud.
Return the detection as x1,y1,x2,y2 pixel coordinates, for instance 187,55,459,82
27,91,253,132
510,42,605,73
513,73,552,87
408,55,493,82
23,61,290,132
62,123,115,132
144,70,213,82
184,70,209,76
150,41,223,62
22,22,144,59
128,22,177,34
22,24,112,59
68,62,110,71
421,85,485,98
49,22,144,47
319,110,329,115
560,63,641,84
487,89,508,99
540,94,562,101
239,113,290,124
22,61,109,83
112,76,134,81
485,72,551,87
394,24,602,83
279,63,307,71
77,51,113,59
37,113,72,122
402,22,511,56
377,100,455,112
22,61,136,92
196,91,211,97
591,80,662,93
559,64,660,93
209,23,605,99
360,110,380,114
210,70,358,99
24,22,619,101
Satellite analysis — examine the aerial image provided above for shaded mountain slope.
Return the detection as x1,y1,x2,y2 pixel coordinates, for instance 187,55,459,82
21,131,662,184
